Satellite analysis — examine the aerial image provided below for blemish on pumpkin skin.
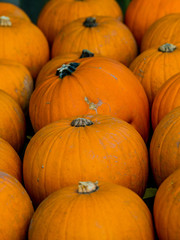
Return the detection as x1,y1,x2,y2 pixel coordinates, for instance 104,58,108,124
176,142,180,148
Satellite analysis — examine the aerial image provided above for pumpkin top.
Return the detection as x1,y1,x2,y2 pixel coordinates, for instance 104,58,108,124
0,16,12,26
56,62,80,79
71,117,93,127
158,43,176,53
83,17,98,28
78,181,99,194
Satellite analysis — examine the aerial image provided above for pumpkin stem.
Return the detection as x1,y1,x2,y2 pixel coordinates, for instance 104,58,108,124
56,62,80,79
0,16,12,26
83,17,98,28
158,43,176,52
78,181,99,194
80,49,94,58
84,97,102,114
71,118,93,127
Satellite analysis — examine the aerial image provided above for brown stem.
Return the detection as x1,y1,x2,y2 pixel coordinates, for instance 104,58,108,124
71,118,93,127
79,49,94,58
158,43,176,52
83,17,97,28
78,181,99,194
0,16,12,27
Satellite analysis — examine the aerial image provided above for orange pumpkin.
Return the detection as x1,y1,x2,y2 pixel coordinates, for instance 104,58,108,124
0,138,22,182
0,59,33,112
28,181,155,239
23,114,149,206
0,2,31,21
153,168,180,240
29,56,150,141
150,107,180,186
0,90,26,152
37,0,123,45
129,43,180,107
51,16,138,66
0,171,34,240
0,15,49,78
151,73,180,130
125,0,180,47
36,49,96,87
141,13,180,52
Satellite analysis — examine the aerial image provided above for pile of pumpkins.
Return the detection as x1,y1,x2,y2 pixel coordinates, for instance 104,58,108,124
0,0,180,239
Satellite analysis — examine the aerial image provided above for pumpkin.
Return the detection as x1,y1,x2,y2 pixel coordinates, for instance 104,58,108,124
125,0,180,47
35,49,96,87
0,171,34,240
51,16,138,66
151,73,180,130
23,114,149,206
37,0,123,45
141,13,180,52
150,106,180,186
0,2,31,21
129,43,180,107
29,56,150,141
0,15,49,78
0,59,33,112
153,168,180,240
0,90,26,153
28,181,155,239
0,138,22,182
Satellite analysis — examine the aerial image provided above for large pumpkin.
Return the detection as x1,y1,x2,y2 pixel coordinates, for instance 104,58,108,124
29,56,150,141
0,90,26,152
151,72,180,130
153,168,180,240
0,15,49,78
0,59,33,112
129,43,180,107
0,171,34,240
51,16,138,66
141,13,180,52
28,181,155,239
23,114,149,206
37,0,123,45
125,0,180,47
150,107,180,186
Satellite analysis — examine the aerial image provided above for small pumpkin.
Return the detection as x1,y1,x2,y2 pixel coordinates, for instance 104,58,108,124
29,56,150,141
141,13,180,52
23,114,149,206
0,171,34,240
129,43,180,107
28,181,155,239
153,168,180,240
0,90,26,152
151,72,180,130
37,0,123,45
0,15,49,78
150,106,180,186
51,16,138,66
0,59,33,112
125,0,180,47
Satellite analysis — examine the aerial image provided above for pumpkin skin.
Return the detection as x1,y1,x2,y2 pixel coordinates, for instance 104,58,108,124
51,16,138,66
151,73,180,130
0,138,22,182
23,114,149,206
129,43,180,107
37,0,123,46
0,90,26,152
0,59,33,112
150,107,180,186
0,171,34,240
141,13,180,52
125,0,180,47
0,2,31,21
29,57,150,141
153,168,180,240
28,181,155,240
0,15,49,78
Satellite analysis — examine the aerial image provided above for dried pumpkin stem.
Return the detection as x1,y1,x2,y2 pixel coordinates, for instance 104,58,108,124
80,49,94,58
56,62,80,79
78,181,99,194
158,43,176,52
71,118,93,127
83,17,98,27
0,16,12,27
